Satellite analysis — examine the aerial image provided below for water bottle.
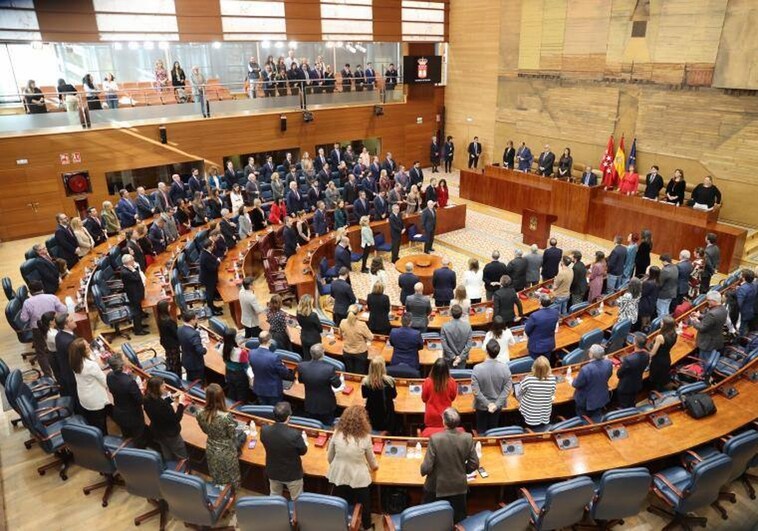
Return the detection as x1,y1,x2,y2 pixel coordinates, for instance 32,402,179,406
65,296,76,314
475,441,482,458
599,301,604,313
302,431,309,447
566,366,572,381
415,442,422,458
249,420,257,438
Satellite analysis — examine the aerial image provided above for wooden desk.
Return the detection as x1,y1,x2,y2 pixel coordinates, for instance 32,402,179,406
460,167,747,273
394,254,442,294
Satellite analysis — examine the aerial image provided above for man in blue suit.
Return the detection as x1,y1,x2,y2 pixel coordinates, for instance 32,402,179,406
249,331,294,405
580,166,598,186
199,239,223,316
334,237,352,272
260,156,276,182
178,311,207,382
421,200,436,254
398,262,420,305
571,344,613,421
516,142,533,173
297,344,342,424
353,190,370,220
364,62,376,90
389,313,423,374
116,189,138,228
373,190,389,220
313,201,328,236
524,295,559,362
147,217,167,254
432,258,457,307
135,186,155,220
330,267,355,327
541,238,563,281
54,213,80,268
169,174,186,205
286,181,304,214
330,143,343,168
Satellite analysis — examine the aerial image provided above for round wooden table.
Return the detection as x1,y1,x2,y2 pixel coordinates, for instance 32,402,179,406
395,253,443,294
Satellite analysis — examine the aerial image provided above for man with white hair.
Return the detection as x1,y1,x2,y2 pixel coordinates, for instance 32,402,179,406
691,291,728,360
571,344,612,421
537,144,555,177
398,262,419,305
405,282,433,332
525,244,543,287
506,248,528,291
421,200,437,253
676,249,693,306
121,254,148,335
432,257,456,307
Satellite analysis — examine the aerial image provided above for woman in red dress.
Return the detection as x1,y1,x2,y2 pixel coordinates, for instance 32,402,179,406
618,164,640,195
436,178,450,208
421,358,457,436
268,198,288,225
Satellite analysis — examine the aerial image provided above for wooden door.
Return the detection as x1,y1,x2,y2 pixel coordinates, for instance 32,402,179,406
0,165,65,241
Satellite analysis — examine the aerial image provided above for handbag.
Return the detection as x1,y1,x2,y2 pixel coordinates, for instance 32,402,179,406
234,426,248,454
682,393,717,419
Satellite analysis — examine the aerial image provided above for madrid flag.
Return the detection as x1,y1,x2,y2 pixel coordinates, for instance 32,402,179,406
600,135,615,188
611,135,626,188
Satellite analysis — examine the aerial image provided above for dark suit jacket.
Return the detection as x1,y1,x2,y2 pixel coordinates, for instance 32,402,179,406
541,247,563,280
313,209,327,236
503,147,515,168
54,330,78,399
468,142,481,157
571,261,588,297
537,151,555,176
493,286,523,323
389,213,404,241
34,255,60,294
432,267,456,302
616,350,650,396
607,244,627,276
334,245,352,271
580,172,598,186
421,429,478,497
694,305,727,352
169,181,185,205
507,257,528,291
677,260,694,295
136,194,154,220
283,226,298,257
286,189,304,214
188,176,204,196
389,326,423,369
126,239,146,270
644,173,664,199
330,149,342,168
152,190,173,212
260,422,308,482
483,260,508,294
421,207,436,235
198,249,219,290
83,216,107,245
55,225,79,267
425,185,437,204
353,198,370,219
573,359,613,411
525,307,559,356
409,167,424,189
116,198,138,228
249,347,293,398
148,224,166,253
398,272,420,305
315,155,328,172
297,359,341,415
106,371,144,431
373,195,389,219
121,267,145,308
177,324,207,372
331,278,356,315
219,219,237,248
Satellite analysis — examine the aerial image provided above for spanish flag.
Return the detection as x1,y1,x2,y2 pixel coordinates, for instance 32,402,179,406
611,135,626,188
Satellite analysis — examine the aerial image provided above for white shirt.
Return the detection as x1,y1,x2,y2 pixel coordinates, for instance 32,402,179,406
369,270,388,290
230,191,244,212
74,356,110,411
463,270,484,300
484,329,516,364
102,79,119,93
45,328,58,352
239,288,265,328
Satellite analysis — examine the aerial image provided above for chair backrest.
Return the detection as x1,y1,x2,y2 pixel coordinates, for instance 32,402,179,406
398,501,453,531
321,355,345,372
578,328,604,350
0,358,9,386
16,394,63,454
678,454,733,513
61,423,117,475
121,343,143,368
159,470,218,527
721,429,758,483
408,225,418,238
237,404,276,420
289,416,325,430
650,316,662,332
276,349,303,364
702,350,721,380
450,368,473,380
114,447,166,500
5,298,23,333
535,476,595,530
600,407,640,423
486,499,531,531
208,317,228,337
295,493,349,531
19,259,42,287
693,294,706,306
568,301,589,314
508,357,533,375
606,319,632,352
148,369,185,389
591,467,651,521
484,426,525,437
676,381,707,398
549,416,587,431
236,495,292,531
562,348,586,365
4,369,23,410
2,277,13,300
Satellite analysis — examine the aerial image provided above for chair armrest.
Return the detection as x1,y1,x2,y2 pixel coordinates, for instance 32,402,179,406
653,472,684,499
22,368,43,380
207,484,233,512
35,405,69,416
135,346,159,358
582,415,595,424
349,503,363,531
41,430,62,442
30,384,59,393
174,459,188,472
682,450,703,468
109,438,134,458
519,487,540,515
383,514,396,531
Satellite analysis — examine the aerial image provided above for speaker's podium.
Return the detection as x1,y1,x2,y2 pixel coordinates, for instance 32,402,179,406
521,209,558,248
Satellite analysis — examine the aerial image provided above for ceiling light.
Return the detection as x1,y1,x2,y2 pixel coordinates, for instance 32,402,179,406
143,41,154,50
261,40,270,49
325,41,334,49
275,41,283,48
31,40,43,50
158,41,169,50
128,41,139,50
355,43,366,53
288,41,297,49
212,41,222,49
336,41,344,48
113,42,123,50
346,44,356,53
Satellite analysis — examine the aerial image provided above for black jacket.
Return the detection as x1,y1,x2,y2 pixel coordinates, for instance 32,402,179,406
178,324,207,372
158,317,180,350
144,395,184,438
571,261,588,297
367,292,391,335
199,249,219,290
542,247,563,280
432,267,456,302
331,279,356,315
297,359,341,415
283,225,298,257
507,257,528,291
398,272,420,305
607,244,627,277
126,239,146,271
483,260,508,294
616,351,650,396
121,266,145,308
389,213,404,241
421,207,436,235
54,330,78,400
493,287,523,323
106,371,145,432
35,255,60,294
260,422,308,482
55,225,79,267
83,216,107,245
503,147,515,169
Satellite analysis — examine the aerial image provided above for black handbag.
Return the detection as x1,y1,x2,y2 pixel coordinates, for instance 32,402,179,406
682,393,717,419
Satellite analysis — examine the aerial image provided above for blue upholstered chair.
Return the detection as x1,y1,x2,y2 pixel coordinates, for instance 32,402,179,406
373,233,392,253
208,316,229,337
276,349,303,364
4,369,74,425
383,500,453,531
519,476,595,530
603,319,632,353
450,368,474,380
0,357,58,400
407,225,427,252
289,416,326,430
548,416,588,431
121,342,166,372
483,426,526,437
294,492,362,531
649,453,733,528
568,301,589,314
560,348,586,366
508,357,533,375
578,328,604,350
600,407,641,423
322,355,346,372
159,470,235,528
236,495,293,531
588,467,652,527
1,276,13,300
237,405,276,421
458,499,531,531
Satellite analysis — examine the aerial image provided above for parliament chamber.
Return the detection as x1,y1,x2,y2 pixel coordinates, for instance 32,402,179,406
1,1,758,531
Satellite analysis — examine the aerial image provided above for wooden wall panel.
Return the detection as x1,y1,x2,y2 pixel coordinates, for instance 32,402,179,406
36,0,98,43
175,0,222,41
373,0,402,42
284,0,324,41
712,0,758,90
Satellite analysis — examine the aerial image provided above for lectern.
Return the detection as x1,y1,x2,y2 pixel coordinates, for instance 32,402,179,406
521,209,557,248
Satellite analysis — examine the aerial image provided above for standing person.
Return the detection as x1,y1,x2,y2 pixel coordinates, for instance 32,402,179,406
525,295,559,363
106,353,145,444
405,282,433,333
638,266,660,331
54,213,80,268
516,356,556,431
57,78,79,114
171,61,187,93
331,267,356,327
389,313,424,374
541,238,563,281
443,135,455,173
525,245,543,287
643,166,664,200
537,144,555,177
702,233,721,293
196,384,242,490
121,254,149,335
506,249,528,292
690,248,706,298
471,340,512,433
40,312,59,382
588,251,607,303
657,254,679,318
606,235,627,293
178,311,207,383
421,359,458,436
239,276,264,339
361,357,397,433
617,278,642,332
326,406,378,531
463,258,483,304
190,66,207,117
436,179,450,208
298,344,342,424
432,258,456,307
571,344,613,422
69,338,111,434
482,251,508,303
616,333,650,408
736,269,757,336
619,164,639,195
570,250,588,307
367,281,391,335
421,200,437,254
622,233,639,285
19,280,65,378
296,295,322,361
398,262,420,305
451,286,471,320
467,137,482,169
82,74,102,110
54,313,78,401
493,275,523,326
249,332,293,405
502,140,516,169
70,217,95,257
143,376,189,460
420,408,479,524
516,142,534,172
359,216,374,273
557,147,573,179
648,316,677,391
266,294,292,351
691,291,727,360
664,169,686,205
430,136,441,173
552,256,573,315
260,402,308,499
340,305,374,374
676,250,694,307
221,328,250,402
441,305,473,368
483,316,515,365
389,203,405,263
635,229,653,278
156,300,181,378
199,239,223,316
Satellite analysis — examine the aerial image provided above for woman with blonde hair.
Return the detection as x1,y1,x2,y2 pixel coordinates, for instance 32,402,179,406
154,59,169,91
101,200,120,236
300,151,314,177
296,294,322,361
366,280,391,335
451,285,470,321
196,383,241,489
70,217,95,257
251,198,267,231
339,304,374,374
326,405,377,530
359,216,374,273
361,357,396,433
406,185,421,216
270,172,285,202
516,355,556,431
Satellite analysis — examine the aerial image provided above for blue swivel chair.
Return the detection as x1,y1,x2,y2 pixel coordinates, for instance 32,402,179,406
383,500,453,531
560,348,586,366
603,319,632,353
519,476,595,530
458,499,531,531
294,492,362,531
407,225,427,252
237,405,276,421
0,357,58,400
548,416,588,431
568,301,589,314
483,426,526,437
2,276,13,300
4,369,74,425
450,368,473,380
236,495,292,531
578,328,604,350
159,470,235,529
600,407,641,423
373,233,392,253
121,342,166,372
289,416,326,430
588,467,651,527
508,357,534,375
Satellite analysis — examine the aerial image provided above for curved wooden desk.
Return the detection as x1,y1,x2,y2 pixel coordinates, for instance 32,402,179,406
395,254,443,294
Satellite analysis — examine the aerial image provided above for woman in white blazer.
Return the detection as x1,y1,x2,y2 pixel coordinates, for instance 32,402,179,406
69,337,111,433
71,216,95,257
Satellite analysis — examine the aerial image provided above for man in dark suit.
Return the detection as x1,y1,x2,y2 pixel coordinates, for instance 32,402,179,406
260,401,308,499
502,141,515,169
199,239,223,316
116,189,139,228
541,238,562,281
537,144,555,177
307,182,321,211
105,353,146,443
676,250,694,306
493,275,523,326
169,174,186,206
516,142,533,172
343,175,358,205
135,186,155,220
54,313,79,403
482,251,508,301
340,64,353,92
384,63,398,90
369,157,382,180
219,209,238,248
467,137,482,169
260,156,276,182
83,207,107,246
188,168,205,196
525,295,559,362
243,156,258,179
54,213,80,268
286,181,304,214
382,152,397,177
643,165,664,200
425,179,438,205
32,243,61,293
330,143,343,168
315,148,328,172
692,291,728,360
389,203,405,263
580,166,598,186
572,344,613,421
409,161,424,191
421,200,436,254
398,262,420,305
330,267,355,327
125,229,146,270
297,343,342,424
616,333,651,408
223,161,237,190
606,235,627,293
389,313,423,373
313,201,328,236
353,190,370,220
364,62,376,90
282,216,299,258
153,182,174,212
121,254,148,335
249,331,294,405
334,237,352,272
506,249,528,291
373,191,389,220
432,258,457,307
178,311,207,382
570,250,588,307
420,408,479,524
316,163,331,190
148,217,167,254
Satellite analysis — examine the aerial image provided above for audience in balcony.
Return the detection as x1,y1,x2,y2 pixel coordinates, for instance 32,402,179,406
23,79,46,114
